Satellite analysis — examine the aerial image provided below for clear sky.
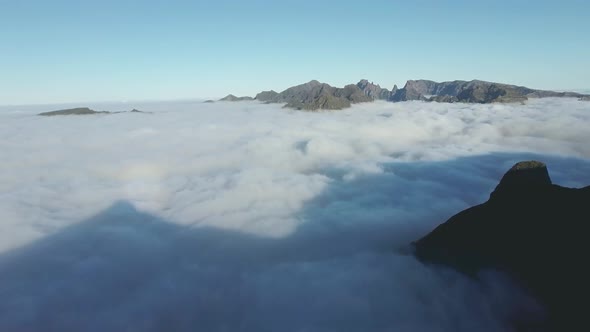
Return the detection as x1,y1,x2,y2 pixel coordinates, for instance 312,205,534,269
1,0,589,105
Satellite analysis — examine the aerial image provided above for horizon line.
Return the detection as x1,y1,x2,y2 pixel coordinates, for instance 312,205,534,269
2,78,589,107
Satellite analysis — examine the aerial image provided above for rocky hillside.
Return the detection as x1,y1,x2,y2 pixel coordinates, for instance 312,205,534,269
391,79,588,104
255,80,372,111
356,79,395,100
219,94,254,102
413,161,590,331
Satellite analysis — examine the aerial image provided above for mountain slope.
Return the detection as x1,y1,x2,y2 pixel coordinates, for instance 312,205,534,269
391,79,587,103
255,80,372,111
413,161,590,330
219,94,254,102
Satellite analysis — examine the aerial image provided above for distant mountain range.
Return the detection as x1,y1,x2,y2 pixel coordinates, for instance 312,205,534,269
34,80,589,116
219,79,590,110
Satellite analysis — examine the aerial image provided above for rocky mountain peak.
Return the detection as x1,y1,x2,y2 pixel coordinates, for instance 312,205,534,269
413,160,590,330
219,94,254,102
356,79,391,100
305,80,322,87
491,161,552,199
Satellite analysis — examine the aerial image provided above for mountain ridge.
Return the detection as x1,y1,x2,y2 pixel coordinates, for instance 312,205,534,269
223,79,589,110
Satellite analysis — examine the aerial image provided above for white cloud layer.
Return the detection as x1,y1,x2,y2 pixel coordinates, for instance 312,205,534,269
1,98,589,331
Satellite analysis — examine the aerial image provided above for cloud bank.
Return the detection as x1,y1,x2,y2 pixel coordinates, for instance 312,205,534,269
1,98,589,331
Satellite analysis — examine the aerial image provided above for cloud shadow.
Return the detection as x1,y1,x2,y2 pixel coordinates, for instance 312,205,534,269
1,152,588,331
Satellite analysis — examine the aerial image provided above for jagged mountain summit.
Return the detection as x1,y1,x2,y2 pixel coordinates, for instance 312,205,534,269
255,80,372,111
221,79,589,111
413,161,590,331
356,79,395,101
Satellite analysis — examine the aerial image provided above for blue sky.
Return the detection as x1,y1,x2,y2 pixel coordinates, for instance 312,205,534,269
1,0,589,104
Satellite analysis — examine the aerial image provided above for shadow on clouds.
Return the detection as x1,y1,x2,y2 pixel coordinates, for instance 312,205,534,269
1,152,588,332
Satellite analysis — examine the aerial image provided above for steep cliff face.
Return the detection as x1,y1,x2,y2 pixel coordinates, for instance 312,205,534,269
356,79,392,100
392,79,535,103
413,161,590,330
390,80,434,101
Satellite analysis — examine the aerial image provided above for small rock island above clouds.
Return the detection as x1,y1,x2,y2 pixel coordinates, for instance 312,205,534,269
221,79,590,111
38,107,150,116
38,107,110,116
219,94,254,102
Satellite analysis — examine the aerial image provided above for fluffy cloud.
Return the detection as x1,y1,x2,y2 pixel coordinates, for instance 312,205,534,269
0,98,589,331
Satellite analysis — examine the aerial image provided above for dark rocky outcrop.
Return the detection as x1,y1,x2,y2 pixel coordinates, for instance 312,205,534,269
219,94,254,102
203,100,215,103
38,107,110,116
413,161,590,330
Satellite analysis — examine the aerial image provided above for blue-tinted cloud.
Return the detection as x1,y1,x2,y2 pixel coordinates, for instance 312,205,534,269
1,98,589,331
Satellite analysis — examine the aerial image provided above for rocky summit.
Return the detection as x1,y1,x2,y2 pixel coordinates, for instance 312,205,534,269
219,94,254,102
356,79,393,100
254,80,372,111
413,161,590,331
